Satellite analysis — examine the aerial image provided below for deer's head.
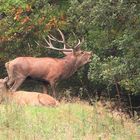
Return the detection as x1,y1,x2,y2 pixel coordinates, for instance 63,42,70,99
74,50,92,67
0,77,8,94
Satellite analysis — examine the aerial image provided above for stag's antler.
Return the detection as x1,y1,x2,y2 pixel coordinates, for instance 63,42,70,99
42,29,74,52
74,37,84,50
36,29,84,52
48,29,67,47
47,29,72,49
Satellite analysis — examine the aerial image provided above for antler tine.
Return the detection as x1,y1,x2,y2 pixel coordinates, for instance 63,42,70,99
57,29,72,49
35,40,49,49
57,28,65,42
43,36,73,52
59,29,76,49
44,36,51,46
35,41,41,46
47,32,67,49
74,37,84,49
48,34,68,49
74,39,81,49
35,37,52,49
48,34,58,42
47,29,72,49
35,29,74,52
43,36,55,49
47,29,65,44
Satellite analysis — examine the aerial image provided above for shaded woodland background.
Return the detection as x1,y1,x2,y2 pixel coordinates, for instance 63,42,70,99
0,0,140,101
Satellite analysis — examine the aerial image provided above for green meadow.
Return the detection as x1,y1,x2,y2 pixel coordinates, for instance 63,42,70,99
0,101,139,140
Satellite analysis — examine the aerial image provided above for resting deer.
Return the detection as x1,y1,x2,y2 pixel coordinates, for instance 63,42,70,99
0,78,59,106
5,29,92,97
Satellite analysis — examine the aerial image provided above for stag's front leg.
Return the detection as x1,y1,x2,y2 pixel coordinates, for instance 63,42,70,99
5,62,15,87
50,81,57,97
10,77,25,92
43,82,49,94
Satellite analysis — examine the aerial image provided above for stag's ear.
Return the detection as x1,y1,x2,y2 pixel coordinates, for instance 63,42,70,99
73,37,84,52
73,50,82,56
74,46,81,52
73,45,81,55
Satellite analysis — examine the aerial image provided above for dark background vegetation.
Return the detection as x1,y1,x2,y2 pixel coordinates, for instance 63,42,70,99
0,0,140,114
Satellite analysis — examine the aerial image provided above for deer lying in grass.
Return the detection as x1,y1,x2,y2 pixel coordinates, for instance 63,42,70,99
5,29,92,97
0,78,59,107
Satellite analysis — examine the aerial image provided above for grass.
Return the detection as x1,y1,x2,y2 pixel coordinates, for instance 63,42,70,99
0,101,140,140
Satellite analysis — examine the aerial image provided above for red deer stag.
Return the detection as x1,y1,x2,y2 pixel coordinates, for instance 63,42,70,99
0,78,59,106
5,29,92,97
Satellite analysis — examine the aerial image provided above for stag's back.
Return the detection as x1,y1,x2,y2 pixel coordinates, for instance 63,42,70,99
7,57,65,78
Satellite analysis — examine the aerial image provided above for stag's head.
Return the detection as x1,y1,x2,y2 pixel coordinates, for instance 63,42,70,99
74,50,92,67
60,37,92,68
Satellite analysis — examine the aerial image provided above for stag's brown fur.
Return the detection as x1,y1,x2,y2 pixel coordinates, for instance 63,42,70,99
0,78,59,106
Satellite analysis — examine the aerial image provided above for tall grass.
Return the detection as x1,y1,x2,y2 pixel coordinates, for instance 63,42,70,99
0,101,139,140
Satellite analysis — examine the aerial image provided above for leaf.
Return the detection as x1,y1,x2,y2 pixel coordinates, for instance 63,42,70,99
20,16,30,24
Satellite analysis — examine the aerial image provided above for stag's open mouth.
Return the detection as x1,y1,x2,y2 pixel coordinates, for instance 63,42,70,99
87,58,92,63
88,52,93,62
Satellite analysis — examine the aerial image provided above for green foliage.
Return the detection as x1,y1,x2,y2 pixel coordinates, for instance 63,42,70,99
0,0,140,95
67,0,140,94
0,0,68,58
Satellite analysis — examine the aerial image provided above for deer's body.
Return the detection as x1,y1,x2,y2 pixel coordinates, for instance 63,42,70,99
7,55,77,81
0,79,59,106
5,29,92,97
6,91,59,106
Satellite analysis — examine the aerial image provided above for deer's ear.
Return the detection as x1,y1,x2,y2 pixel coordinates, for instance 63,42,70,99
73,47,81,55
73,50,81,56
74,46,81,52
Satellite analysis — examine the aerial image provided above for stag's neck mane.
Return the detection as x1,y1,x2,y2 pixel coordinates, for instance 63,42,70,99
60,54,78,79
